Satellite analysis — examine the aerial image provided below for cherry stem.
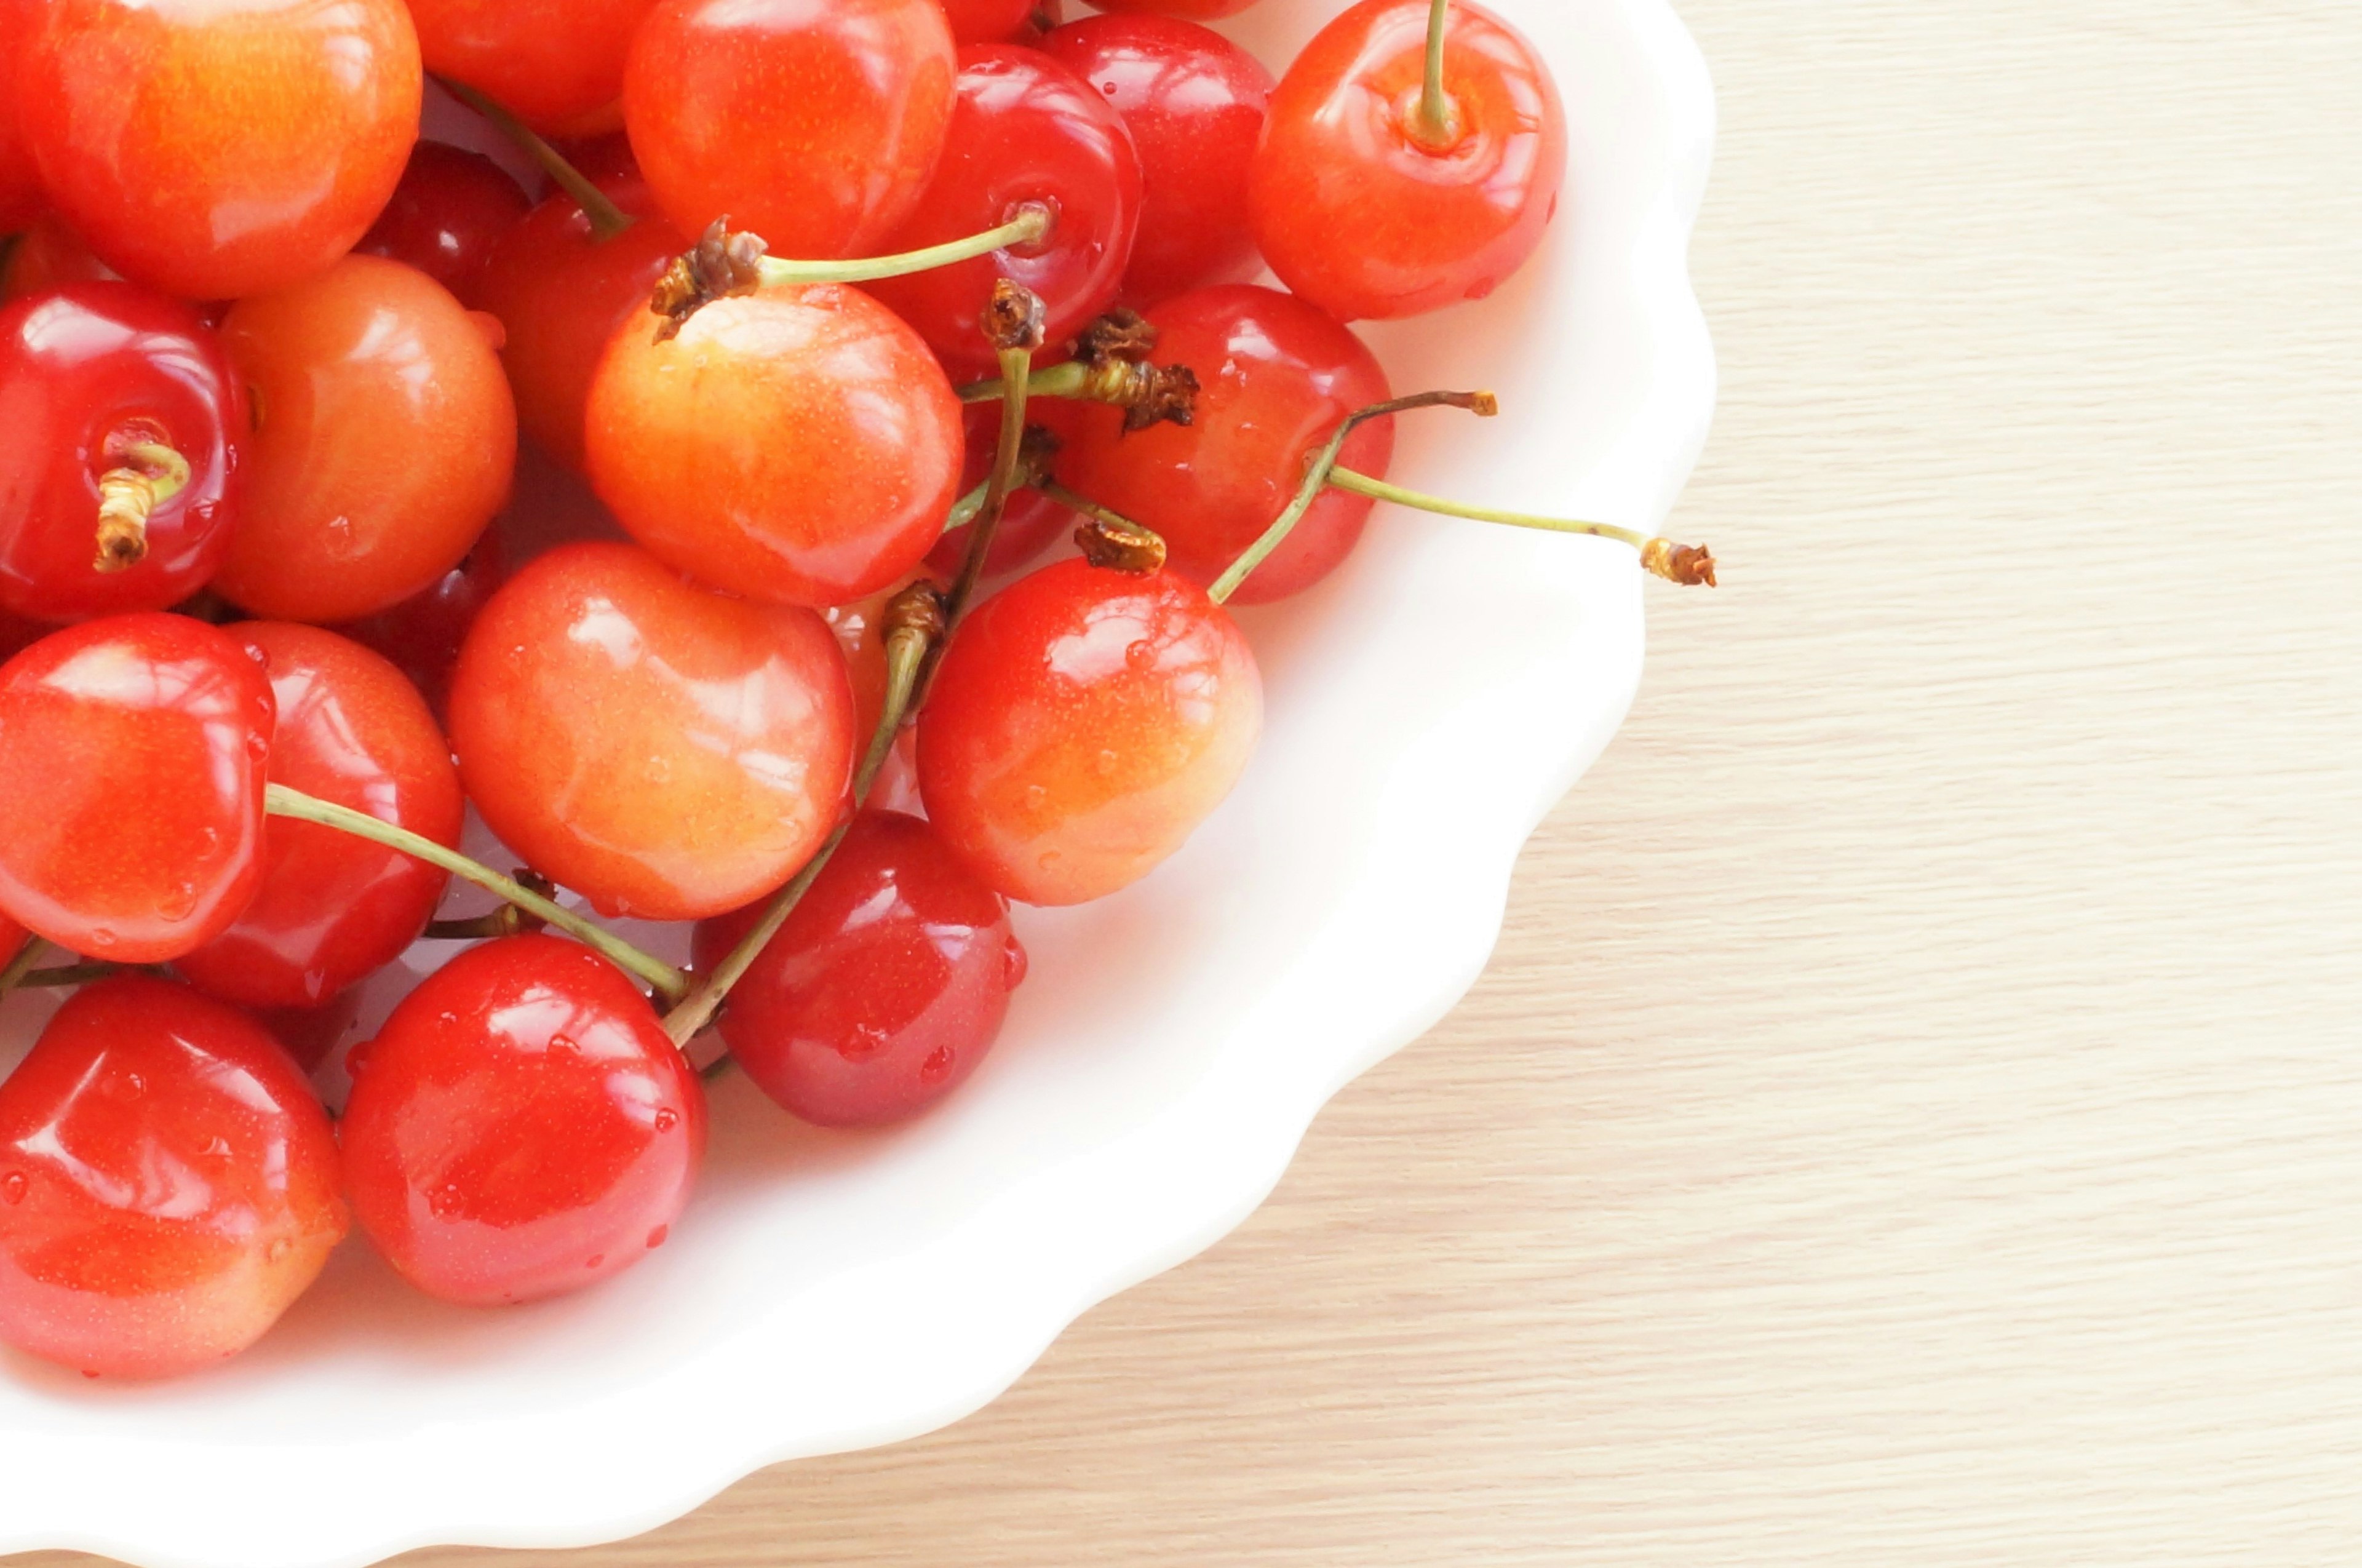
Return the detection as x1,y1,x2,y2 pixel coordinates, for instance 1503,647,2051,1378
1326,468,1720,586
0,936,49,997
262,783,690,1001
12,961,129,989
93,440,190,575
960,360,1089,404
1040,480,1169,573
1415,0,1460,149
1208,391,1498,604
435,76,635,243
661,587,945,1050
943,300,1044,627
758,206,1051,289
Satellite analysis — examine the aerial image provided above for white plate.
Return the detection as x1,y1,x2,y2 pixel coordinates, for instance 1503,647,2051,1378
0,2,1714,1562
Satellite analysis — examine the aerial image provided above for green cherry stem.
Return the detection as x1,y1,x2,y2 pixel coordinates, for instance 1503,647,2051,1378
435,76,635,243
0,936,49,997
959,359,1091,404
1326,469,1721,586
12,961,133,989
1414,0,1459,149
263,783,690,1001
760,206,1050,290
943,281,1047,628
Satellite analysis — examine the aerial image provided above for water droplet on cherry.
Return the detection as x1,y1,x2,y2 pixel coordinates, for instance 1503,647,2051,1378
585,1254,605,1270
1125,638,1156,670
919,1045,955,1084
266,1238,292,1265
0,1172,27,1206
645,1224,669,1250
1003,936,1029,990
548,1033,579,1058
653,1108,679,1132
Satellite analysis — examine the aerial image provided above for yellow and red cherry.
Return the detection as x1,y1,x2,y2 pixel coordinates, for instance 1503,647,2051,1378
357,142,532,305
340,935,705,1307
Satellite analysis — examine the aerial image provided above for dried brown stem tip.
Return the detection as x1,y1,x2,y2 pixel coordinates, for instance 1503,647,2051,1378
1075,515,1168,575
884,578,948,647
1641,539,1719,587
1073,308,1159,367
985,279,1049,354
91,439,193,574
650,218,769,341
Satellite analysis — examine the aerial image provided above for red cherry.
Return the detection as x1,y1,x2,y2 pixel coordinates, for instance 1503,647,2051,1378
0,283,243,623
1054,284,1393,604
448,541,856,921
918,558,1261,906
328,531,507,720
623,0,958,258
693,811,1026,1128
862,46,1142,376
1039,14,1274,304
473,180,686,473
0,613,274,962
0,608,42,663
926,399,1077,579
0,976,345,1379
406,0,661,135
341,935,705,1307
357,142,531,305
175,624,463,1011
586,283,964,608
18,0,422,302
258,992,362,1074
212,255,516,624
1088,0,1260,17
0,214,120,301
1249,0,1567,322
937,0,1056,44
0,1,41,236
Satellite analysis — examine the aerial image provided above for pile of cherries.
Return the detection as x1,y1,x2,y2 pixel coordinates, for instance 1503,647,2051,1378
0,0,1709,1382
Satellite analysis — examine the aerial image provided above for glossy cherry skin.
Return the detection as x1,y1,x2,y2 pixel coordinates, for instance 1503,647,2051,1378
919,558,1261,905
357,142,531,305
864,45,1143,378
0,977,344,1379
175,624,463,1010
0,215,119,301
587,283,964,608
0,284,244,623
0,0,40,236
407,0,662,135
474,180,687,472
1040,14,1274,304
341,935,705,1307
18,0,422,302
624,0,958,258
694,811,1025,1127
449,541,856,921
1251,0,1566,322
329,531,506,720
1088,0,1260,17
1055,285,1393,604
0,614,274,962
213,255,516,624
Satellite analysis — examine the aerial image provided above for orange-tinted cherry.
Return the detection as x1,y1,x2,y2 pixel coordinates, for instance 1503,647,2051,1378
1055,284,1393,604
18,0,422,302
1250,0,1567,322
0,283,243,623
341,935,705,1307
862,45,1142,377
330,531,506,720
587,282,964,608
694,811,1026,1128
624,0,958,258
448,541,856,921
0,976,346,1379
918,557,1262,906
1040,14,1274,304
357,142,531,305
213,255,516,624
0,215,119,301
175,624,463,1011
0,613,274,963
407,0,662,136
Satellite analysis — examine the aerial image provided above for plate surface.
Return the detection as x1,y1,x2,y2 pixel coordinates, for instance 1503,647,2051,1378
0,3,1714,1563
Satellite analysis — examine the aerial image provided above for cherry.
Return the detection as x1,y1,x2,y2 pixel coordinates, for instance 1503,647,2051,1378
259,992,362,1075
0,215,119,301
329,532,507,721
18,0,422,302
1250,0,1567,322
693,811,1025,1128
1039,14,1275,304
448,541,856,921
0,283,243,623
624,0,959,258
587,282,964,608
474,180,687,473
918,557,1261,906
0,610,41,664
938,0,1057,44
341,934,705,1307
407,0,661,136
357,142,531,305
0,614,274,963
212,255,516,624
862,45,1143,377
1055,285,1394,604
0,0,40,237
1088,0,1261,17
175,624,464,1011
0,976,345,1379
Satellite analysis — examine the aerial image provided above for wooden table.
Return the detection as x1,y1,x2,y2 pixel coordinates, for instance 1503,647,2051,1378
25,0,2362,1561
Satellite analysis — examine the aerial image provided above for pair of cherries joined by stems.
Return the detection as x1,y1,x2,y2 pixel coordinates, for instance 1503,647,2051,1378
0,0,1714,1382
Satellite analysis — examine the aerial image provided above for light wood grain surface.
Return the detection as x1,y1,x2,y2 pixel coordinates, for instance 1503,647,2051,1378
23,0,2362,1562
